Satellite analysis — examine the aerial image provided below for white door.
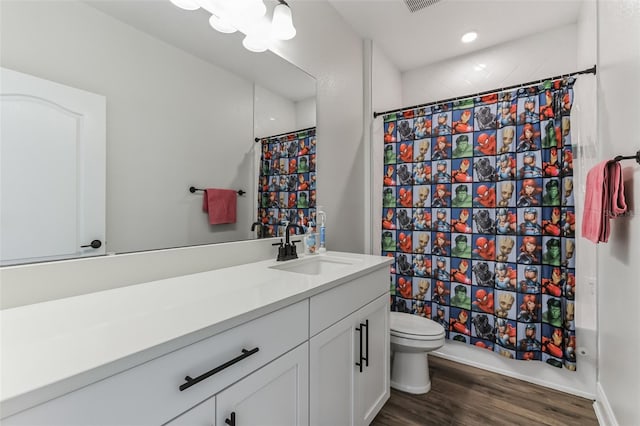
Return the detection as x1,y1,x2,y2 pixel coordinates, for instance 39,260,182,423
355,294,390,426
309,311,357,426
0,67,106,265
216,343,309,426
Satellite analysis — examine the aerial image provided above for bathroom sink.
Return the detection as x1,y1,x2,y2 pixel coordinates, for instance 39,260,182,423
269,256,355,275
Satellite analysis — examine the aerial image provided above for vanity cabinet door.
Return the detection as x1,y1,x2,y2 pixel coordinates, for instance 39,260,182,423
165,397,216,426
309,310,357,426
310,293,390,426
355,294,390,426
216,343,309,426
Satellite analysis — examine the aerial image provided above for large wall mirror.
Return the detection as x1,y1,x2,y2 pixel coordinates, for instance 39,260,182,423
0,0,316,266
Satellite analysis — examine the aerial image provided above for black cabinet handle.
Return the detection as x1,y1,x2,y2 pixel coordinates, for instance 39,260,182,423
225,412,236,426
80,239,102,249
355,324,363,373
179,347,259,391
363,319,369,367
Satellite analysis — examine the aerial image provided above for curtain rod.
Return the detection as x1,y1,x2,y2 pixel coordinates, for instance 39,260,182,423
373,65,597,119
255,126,316,142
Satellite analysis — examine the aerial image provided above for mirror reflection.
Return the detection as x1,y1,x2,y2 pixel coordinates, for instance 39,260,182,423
0,0,316,266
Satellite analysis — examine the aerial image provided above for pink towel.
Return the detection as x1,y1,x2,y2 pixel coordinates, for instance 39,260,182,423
202,189,237,225
608,162,628,216
582,160,627,243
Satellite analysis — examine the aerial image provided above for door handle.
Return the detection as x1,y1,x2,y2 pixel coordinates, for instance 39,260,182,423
362,319,369,367
355,324,363,373
80,239,102,249
225,412,236,426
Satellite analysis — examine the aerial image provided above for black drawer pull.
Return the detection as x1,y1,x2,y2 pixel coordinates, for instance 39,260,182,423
355,324,363,373
179,347,259,391
363,319,369,367
225,412,236,426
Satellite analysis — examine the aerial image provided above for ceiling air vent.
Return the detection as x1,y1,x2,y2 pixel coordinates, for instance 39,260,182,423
403,0,443,13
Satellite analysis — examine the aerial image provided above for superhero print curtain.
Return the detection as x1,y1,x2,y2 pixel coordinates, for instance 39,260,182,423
257,128,317,237
382,78,577,370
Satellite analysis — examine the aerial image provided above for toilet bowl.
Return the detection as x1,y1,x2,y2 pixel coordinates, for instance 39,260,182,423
390,312,445,394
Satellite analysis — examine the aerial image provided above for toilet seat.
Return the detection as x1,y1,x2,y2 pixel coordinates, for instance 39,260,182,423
390,312,445,340
391,330,444,341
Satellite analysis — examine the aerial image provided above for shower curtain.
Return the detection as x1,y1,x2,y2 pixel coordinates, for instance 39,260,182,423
257,128,317,237
382,78,577,370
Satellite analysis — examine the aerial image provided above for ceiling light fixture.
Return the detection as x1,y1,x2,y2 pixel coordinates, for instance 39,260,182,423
169,0,297,53
461,31,478,43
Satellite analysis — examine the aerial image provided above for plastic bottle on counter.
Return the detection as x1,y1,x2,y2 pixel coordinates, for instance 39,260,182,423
317,208,327,253
304,227,318,255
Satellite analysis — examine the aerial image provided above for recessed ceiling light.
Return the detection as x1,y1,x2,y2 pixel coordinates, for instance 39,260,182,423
461,31,478,43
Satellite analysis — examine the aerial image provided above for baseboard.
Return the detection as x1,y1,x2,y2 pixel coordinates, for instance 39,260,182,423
430,352,596,400
593,382,618,426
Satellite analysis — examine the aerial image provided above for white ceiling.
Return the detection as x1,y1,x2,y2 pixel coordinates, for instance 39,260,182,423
327,0,583,72
84,0,316,102
85,0,583,94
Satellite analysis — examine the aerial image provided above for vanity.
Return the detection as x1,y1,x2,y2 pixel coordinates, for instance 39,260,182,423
0,252,392,425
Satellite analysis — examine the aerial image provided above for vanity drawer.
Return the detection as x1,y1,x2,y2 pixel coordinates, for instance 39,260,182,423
4,299,309,426
309,267,388,337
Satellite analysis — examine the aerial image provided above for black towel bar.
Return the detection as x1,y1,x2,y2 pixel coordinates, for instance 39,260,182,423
189,186,245,196
611,150,640,165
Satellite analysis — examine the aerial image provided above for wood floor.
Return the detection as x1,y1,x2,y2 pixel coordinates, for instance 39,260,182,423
371,356,598,426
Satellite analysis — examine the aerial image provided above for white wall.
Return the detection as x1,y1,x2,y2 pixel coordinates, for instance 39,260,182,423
254,84,298,139
372,44,404,116
296,97,317,130
594,0,640,424
402,25,580,106
371,43,403,255
269,2,365,253
1,0,255,254
573,2,599,335
376,23,598,398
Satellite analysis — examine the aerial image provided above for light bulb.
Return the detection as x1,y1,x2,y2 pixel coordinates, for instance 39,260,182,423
272,3,296,40
209,14,237,33
169,0,200,11
232,3,267,32
242,34,268,53
242,0,267,21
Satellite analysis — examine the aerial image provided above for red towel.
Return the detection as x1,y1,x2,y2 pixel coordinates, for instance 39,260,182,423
202,189,237,225
582,160,627,243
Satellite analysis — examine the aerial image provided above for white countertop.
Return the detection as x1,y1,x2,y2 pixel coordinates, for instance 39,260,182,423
0,251,391,418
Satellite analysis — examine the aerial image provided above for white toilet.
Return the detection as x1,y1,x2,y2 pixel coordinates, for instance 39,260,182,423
389,312,446,394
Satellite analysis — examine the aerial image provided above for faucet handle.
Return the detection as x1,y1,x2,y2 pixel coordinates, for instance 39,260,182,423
274,239,288,261
289,240,300,259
